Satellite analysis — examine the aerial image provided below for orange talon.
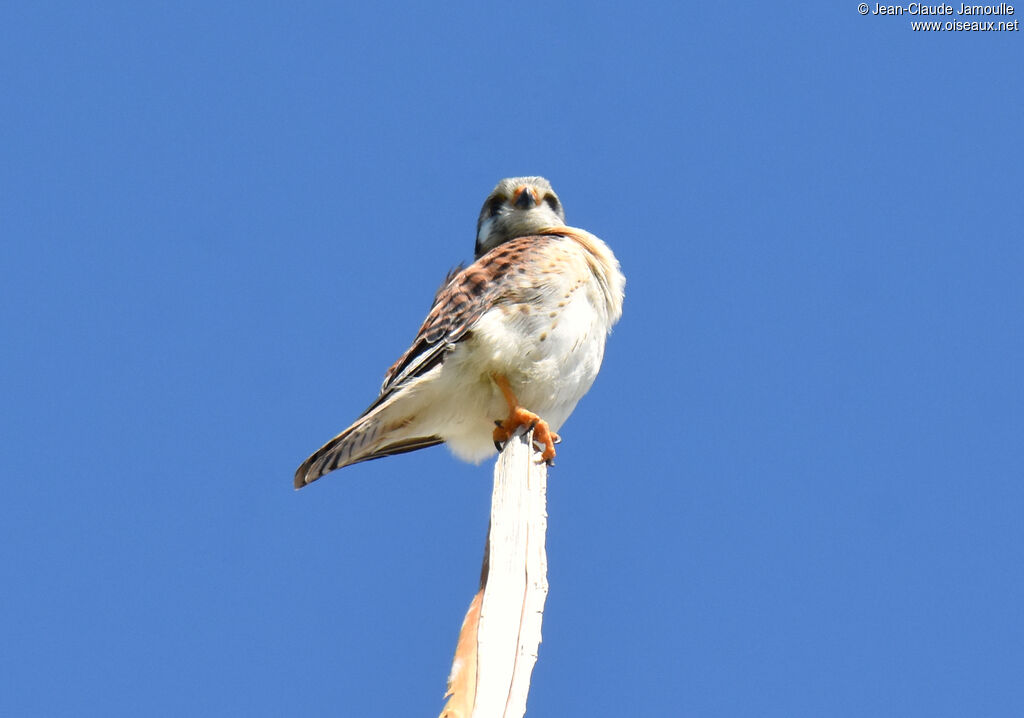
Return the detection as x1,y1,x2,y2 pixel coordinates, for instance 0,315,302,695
490,373,560,463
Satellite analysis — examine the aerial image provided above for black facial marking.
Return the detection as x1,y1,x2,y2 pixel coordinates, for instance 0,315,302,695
486,195,505,218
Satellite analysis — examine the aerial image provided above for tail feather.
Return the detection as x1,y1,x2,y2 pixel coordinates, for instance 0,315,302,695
294,411,442,488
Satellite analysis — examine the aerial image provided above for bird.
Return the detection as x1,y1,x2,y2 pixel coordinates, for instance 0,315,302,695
294,176,625,489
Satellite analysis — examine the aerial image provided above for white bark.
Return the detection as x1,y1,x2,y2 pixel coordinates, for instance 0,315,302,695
471,428,549,718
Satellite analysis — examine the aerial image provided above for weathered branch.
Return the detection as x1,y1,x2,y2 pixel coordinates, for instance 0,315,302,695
440,428,549,718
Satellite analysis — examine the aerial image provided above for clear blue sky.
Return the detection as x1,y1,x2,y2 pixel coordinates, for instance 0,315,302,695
2,4,1021,716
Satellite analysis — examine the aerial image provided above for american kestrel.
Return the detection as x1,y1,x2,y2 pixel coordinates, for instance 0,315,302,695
294,176,624,488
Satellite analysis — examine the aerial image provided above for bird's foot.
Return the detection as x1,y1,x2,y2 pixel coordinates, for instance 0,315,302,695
492,408,560,464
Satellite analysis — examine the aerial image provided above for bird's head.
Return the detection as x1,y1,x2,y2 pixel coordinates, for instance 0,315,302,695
475,176,566,258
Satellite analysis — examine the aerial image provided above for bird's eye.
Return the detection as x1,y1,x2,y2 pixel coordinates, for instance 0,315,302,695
486,195,505,218
544,195,560,212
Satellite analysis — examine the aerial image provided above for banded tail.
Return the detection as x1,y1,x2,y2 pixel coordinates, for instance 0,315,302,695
294,404,442,488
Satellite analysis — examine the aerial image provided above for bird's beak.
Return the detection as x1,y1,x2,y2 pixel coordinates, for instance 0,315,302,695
512,185,538,210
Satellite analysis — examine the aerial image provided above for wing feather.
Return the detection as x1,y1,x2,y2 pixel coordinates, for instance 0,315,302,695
378,234,553,397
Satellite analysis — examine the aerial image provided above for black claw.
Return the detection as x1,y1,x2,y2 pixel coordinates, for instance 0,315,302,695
546,458,555,467
494,440,504,452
